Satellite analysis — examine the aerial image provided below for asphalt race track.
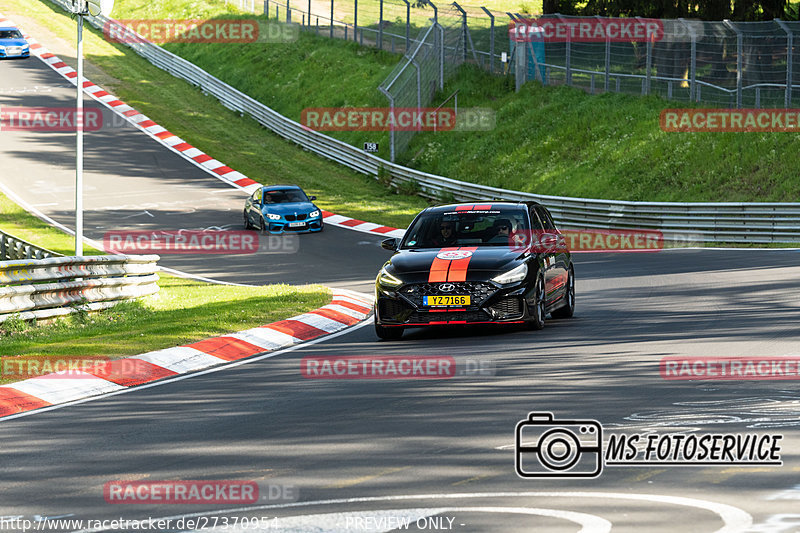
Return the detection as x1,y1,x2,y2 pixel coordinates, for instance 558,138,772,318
2,44,800,533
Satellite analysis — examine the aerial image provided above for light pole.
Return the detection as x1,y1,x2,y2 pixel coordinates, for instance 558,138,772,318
75,2,84,256
71,0,113,256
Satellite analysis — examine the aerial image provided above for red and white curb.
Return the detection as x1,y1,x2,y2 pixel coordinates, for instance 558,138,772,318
1,13,407,239
0,289,373,418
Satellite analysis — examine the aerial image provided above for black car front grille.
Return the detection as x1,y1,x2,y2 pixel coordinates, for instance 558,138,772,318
399,282,497,307
283,214,308,222
487,296,523,319
406,310,492,324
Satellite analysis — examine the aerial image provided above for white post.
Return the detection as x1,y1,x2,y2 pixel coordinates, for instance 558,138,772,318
76,9,84,256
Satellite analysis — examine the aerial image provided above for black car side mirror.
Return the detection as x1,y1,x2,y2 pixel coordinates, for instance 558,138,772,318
381,238,399,251
308,195,317,201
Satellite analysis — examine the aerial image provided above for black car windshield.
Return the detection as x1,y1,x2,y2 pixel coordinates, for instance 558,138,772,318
263,189,308,204
400,207,530,249
0,30,23,39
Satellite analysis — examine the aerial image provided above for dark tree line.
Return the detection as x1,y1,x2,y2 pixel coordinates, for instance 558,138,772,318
541,0,791,21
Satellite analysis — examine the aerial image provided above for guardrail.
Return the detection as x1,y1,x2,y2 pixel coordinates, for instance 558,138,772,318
0,230,62,260
0,255,160,323
49,1,800,243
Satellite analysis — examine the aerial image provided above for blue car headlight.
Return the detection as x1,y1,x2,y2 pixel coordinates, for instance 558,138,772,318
309,210,320,218
266,213,281,221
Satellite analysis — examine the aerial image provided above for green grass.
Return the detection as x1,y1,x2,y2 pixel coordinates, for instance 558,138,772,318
0,274,330,383
112,0,800,202
401,66,800,202
0,194,103,256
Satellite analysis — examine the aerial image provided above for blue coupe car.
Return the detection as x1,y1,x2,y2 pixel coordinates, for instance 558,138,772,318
0,28,30,59
244,185,324,234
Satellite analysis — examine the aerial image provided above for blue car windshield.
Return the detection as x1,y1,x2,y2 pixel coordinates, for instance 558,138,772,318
401,207,530,249
264,189,308,204
0,30,23,39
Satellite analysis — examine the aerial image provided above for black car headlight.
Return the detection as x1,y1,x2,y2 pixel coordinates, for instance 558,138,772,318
377,266,403,288
491,263,528,285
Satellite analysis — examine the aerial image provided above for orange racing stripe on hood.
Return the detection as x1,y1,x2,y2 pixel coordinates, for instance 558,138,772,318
446,246,478,282
428,247,458,282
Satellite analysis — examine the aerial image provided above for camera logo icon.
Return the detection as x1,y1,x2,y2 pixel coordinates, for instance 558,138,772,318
515,412,603,478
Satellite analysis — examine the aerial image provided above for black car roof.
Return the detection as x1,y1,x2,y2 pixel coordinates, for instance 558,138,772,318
423,201,541,214
263,185,303,191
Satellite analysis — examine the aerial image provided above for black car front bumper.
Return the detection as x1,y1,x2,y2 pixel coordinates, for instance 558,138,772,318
375,280,531,327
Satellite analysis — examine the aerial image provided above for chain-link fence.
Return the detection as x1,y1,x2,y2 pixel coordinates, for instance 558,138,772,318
514,15,800,108
259,0,514,66
376,4,479,160
238,1,800,108
378,23,444,161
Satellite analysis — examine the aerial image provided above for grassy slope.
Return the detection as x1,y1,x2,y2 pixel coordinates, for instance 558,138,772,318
104,0,800,203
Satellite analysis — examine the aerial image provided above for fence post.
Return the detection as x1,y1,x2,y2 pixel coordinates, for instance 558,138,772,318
403,0,410,51
431,0,438,24
515,36,526,91
379,0,384,49
354,0,358,41
597,15,609,92
307,0,311,26
436,23,445,89
636,17,652,95
453,2,468,62
679,19,697,102
381,91,396,161
724,20,742,108
481,7,494,73
776,19,793,108
264,0,269,19
556,14,571,86
286,0,290,23
330,0,334,38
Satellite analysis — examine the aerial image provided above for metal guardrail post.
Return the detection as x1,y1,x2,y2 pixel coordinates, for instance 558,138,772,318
379,0,384,49
286,0,290,23
724,19,743,108
776,19,793,108
330,0,334,38
353,0,358,41
403,0,410,51
480,7,494,73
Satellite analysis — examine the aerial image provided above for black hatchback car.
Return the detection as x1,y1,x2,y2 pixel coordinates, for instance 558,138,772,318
374,202,574,340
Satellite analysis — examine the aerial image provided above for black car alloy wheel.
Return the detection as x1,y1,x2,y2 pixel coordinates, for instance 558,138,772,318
528,275,546,330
